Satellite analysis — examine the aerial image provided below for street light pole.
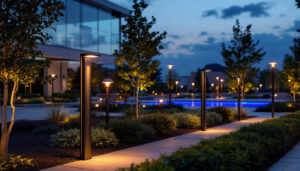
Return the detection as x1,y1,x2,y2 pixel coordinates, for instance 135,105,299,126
270,62,277,118
80,53,99,160
201,69,210,131
220,79,224,98
51,74,56,102
175,81,179,94
237,77,241,121
167,65,173,109
216,77,219,99
102,78,113,124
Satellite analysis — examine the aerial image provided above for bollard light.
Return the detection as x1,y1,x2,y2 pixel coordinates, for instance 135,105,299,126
102,78,113,124
159,99,164,112
80,53,100,160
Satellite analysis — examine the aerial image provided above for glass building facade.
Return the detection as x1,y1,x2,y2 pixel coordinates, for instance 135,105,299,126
45,0,121,55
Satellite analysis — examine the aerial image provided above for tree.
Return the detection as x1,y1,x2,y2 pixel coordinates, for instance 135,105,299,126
114,0,167,118
221,19,265,110
0,0,64,160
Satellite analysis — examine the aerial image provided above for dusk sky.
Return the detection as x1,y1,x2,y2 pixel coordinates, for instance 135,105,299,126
109,0,300,76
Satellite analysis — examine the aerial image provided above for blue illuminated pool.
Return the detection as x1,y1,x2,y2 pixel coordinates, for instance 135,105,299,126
137,100,270,108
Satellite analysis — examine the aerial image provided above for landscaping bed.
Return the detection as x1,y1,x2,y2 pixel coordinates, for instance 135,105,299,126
4,106,248,170
255,102,300,112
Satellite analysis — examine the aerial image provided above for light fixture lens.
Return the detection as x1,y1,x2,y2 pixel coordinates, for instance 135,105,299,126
269,62,277,68
167,65,173,70
82,53,100,58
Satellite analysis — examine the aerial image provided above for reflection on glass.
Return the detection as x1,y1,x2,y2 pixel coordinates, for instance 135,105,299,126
99,9,112,54
66,0,80,49
81,3,98,52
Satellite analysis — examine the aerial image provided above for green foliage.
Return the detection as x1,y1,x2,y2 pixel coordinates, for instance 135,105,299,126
123,113,300,170
140,113,177,135
64,114,80,128
221,19,265,95
172,113,200,129
33,125,60,134
114,0,167,118
255,102,300,112
206,112,223,127
100,119,155,144
52,93,79,102
47,108,68,125
0,154,33,171
50,127,118,148
14,97,45,104
208,106,235,122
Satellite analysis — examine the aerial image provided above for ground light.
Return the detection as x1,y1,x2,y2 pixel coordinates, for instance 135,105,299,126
237,77,241,121
80,53,99,160
102,78,113,124
167,65,173,108
201,69,210,131
269,62,277,118
50,74,56,101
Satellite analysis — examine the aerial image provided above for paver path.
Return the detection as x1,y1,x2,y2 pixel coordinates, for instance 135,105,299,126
43,116,269,171
269,142,300,171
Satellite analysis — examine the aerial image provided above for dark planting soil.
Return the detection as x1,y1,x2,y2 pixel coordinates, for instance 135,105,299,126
8,116,252,170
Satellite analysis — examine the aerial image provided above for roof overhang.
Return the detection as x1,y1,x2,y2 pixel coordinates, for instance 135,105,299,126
82,0,130,17
37,44,115,64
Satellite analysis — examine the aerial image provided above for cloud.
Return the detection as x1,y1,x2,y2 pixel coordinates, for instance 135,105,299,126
199,31,208,37
169,34,181,39
202,9,218,17
160,41,175,49
221,32,226,36
285,20,300,32
205,37,215,44
221,2,271,19
273,25,280,29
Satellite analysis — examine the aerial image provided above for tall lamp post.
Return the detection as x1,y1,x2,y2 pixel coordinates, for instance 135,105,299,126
259,84,263,92
288,79,291,98
220,79,224,98
216,77,219,99
269,62,277,118
201,69,210,131
192,82,195,97
51,74,56,102
102,78,113,124
80,53,99,160
167,65,173,108
237,77,241,121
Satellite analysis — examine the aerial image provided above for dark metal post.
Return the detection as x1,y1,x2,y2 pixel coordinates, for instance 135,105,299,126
220,81,223,98
168,69,172,108
237,79,241,121
216,78,219,99
105,86,109,124
201,70,207,131
80,55,92,160
271,66,275,118
52,81,54,102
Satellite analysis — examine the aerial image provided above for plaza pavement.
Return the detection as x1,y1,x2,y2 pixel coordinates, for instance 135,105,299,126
43,116,270,171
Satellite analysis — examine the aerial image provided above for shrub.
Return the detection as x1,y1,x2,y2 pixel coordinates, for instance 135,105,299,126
208,106,234,122
255,102,300,112
100,119,155,144
206,112,223,127
52,93,79,102
122,113,300,171
172,113,200,129
140,113,177,135
33,125,61,134
65,114,80,128
50,127,118,148
47,108,68,125
0,154,33,171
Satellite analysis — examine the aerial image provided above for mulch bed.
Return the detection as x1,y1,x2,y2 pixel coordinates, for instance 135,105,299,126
8,116,252,170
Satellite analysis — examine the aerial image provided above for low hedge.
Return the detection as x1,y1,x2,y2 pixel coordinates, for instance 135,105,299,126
172,113,201,129
255,102,300,112
50,127,118,148
208,106,234,122
14,97,45,104
99,119,155,144
122,112,300,170
206,112,223,127
140,113,177,135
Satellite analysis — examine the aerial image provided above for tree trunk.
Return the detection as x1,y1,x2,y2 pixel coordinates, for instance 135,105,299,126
0,80,9,160
293,86,296,103
135,86,139,119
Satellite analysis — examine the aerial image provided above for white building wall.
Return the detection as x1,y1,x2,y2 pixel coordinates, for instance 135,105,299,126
43,60,68,97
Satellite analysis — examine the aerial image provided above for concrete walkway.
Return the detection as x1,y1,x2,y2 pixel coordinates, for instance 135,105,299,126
43,116,269,171
269,142,300,171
